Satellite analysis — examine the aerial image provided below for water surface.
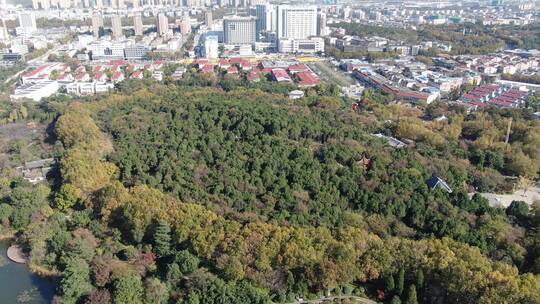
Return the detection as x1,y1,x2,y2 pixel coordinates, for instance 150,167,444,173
0,239,55,303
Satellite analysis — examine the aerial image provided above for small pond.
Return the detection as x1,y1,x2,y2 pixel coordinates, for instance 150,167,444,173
0,239,55,303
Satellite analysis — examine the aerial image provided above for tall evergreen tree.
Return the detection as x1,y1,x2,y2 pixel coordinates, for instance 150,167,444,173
405,284,418,304
396,268,405,296
416,269,424,289
113,274,143,304
390,295,402,304
59,258,92,303
385,275,396,292
153,220,172,257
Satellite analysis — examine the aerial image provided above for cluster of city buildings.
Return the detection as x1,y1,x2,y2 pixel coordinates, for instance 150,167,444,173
328,31,452,55
455,51,540,76
1,0,539,110
1,0,538,65
354,69,440,104
322,1,537,28
54,3,327,61
198,4,328,57
341,55,480,104
29,0,270,10
82,12,187,59
0,12,55,65
339,49,540,109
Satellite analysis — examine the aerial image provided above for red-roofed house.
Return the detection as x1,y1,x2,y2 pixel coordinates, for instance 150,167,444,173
272,68,292,82
470,101,487,108
21,65,49,84
218,59,230,69
143,64,153,71
75,66,86,74
239,62,252,71
24,66,46,77
489,99,516,108
109,65,122,73
247,70,261,82
94,72,107,82
152,62,164,70
93,65,104,73
227,66,239,74
201,65,215,74
126,64,136,73
109,59,127,66
58,64,71,73
288,63,310,74
131,70,144,79
461,84,529,110
111,71,125,83
57,73,74,82
296,71,320,87
229,58,246,65
195,59,208,68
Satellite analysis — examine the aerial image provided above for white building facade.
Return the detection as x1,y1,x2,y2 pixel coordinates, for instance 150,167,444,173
223,16,256,45
276,5,317,40
87,41,125,60
204,35,219,58
11,80,59,102
278,37,324,53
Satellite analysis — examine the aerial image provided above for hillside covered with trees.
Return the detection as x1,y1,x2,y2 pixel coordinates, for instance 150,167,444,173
0,82,539,304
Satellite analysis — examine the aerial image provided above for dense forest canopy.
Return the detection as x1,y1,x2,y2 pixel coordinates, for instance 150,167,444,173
0,81,539,304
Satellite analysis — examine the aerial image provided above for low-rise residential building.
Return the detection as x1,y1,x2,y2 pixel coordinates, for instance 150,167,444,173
11,80,59,102
152,71,164,81
131,70,144,79
111,71,125,83
460,84,530,110
354,70,438,104
296,71,320,87
15,158,55,184
171,67,186,80
272,68,292,82
125,44,150,60
21,63,71,84
66,81,114,95
88,40,125,60
289,90,305,99
278,37,324,53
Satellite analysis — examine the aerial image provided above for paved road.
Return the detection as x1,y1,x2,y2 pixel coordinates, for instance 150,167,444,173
277,295,377,304
3,47,56,85
3,67,27,85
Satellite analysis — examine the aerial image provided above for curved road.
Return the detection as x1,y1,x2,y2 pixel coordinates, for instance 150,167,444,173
3,47,56,85
276,295,377,304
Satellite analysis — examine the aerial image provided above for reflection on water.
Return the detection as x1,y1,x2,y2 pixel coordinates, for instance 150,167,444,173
0,240,55,304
